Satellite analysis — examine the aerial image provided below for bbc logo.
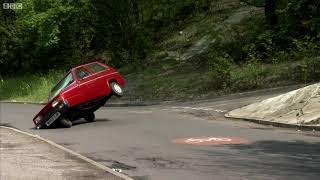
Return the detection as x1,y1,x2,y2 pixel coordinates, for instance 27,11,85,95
3,3,23,9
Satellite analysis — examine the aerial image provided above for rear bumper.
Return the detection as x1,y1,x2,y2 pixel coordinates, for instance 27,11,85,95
34,101,69,129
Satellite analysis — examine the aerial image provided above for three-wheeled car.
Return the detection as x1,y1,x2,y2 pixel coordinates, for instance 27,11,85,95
33,61,125,129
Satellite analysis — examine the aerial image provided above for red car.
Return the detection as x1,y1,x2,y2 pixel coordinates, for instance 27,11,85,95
33,61,125,129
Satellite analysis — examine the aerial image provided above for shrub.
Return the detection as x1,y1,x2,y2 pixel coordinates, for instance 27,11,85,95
208,55,232,90
231,60,268,91
293,57,320,83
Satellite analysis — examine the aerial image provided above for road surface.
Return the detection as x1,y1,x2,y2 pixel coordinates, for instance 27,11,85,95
1,90,320,180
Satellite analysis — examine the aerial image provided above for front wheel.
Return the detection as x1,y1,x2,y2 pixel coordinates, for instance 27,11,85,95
60,118,72,128
110,82,123,97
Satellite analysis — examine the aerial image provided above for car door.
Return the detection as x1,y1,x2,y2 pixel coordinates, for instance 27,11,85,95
84,63,109,97
75,67,98,102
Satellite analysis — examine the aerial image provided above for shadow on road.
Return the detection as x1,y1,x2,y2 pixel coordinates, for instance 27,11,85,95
230,140,320,156
72,118,112,126
28,118,112,130
200,140,320,179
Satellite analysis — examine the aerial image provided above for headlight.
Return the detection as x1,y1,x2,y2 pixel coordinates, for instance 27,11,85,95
51,99,59,107
58,99,68,109
35,116,42,124
62,99,69,106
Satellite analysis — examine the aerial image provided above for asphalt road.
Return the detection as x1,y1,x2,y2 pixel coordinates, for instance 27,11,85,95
1,89,320,180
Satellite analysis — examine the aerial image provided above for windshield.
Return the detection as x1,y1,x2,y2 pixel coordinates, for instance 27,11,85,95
48,73,73,101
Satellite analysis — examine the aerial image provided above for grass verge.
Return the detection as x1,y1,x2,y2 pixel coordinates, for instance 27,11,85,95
0,70,64,103
118,61,301,102
0,61,310,103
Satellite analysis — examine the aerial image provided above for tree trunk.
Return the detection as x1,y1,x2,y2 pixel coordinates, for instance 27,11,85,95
265,0,277,26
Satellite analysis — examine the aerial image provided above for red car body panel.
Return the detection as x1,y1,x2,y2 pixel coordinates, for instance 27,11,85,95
32,61,125,127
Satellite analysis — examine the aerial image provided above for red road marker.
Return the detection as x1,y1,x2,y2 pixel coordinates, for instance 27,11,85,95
173,137,249,145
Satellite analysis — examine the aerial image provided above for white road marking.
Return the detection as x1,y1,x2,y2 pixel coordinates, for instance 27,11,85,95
127,111,153,114
162,106,226,113
99,109,153,114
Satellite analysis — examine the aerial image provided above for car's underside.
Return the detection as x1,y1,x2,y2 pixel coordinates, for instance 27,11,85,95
64,95,111,122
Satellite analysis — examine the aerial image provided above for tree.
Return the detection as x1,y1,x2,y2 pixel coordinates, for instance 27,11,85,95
265,0,277,26
13,0,96,69
241,0,277,26
0,0,21,74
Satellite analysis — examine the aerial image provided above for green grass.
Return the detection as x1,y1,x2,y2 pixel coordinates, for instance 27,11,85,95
116,61,301,102
0,70,64,103
0,61,306,103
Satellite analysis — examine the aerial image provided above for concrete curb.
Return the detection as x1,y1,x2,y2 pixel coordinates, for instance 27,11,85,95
224,114,320,131
104,102,156,107
0,126,134,180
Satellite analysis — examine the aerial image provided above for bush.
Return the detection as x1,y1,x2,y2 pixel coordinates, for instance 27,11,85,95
277,0,320,38
208,55,232,90
231,60,268,91
243,30,276,63
291,37,320,59
293,57,320,83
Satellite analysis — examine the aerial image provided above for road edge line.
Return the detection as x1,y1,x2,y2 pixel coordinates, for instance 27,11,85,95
0,126,134,180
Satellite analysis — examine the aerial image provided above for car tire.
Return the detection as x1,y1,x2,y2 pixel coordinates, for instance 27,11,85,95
84,112,95,122
110,82,123,97
60,118,72,128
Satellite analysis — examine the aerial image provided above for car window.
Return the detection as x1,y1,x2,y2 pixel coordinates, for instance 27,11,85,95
75,68,90,80
85,63,107,73
49,73,73,101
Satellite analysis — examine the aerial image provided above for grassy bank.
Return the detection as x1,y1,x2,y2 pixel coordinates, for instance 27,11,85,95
120,61,305,102
0,71,64,103
0,61,303,103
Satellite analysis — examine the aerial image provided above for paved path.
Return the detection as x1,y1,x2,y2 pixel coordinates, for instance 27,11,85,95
1,90,320,180
0,127,122,180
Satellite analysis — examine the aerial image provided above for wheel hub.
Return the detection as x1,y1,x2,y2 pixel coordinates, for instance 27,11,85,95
113,84,122,93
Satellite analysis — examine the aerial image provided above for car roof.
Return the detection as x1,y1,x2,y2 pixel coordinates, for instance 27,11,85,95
71,61,103,71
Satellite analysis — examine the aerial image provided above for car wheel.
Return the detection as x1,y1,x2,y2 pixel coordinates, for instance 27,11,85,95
110,82,123,97
84,112,95,122
60,118,72,128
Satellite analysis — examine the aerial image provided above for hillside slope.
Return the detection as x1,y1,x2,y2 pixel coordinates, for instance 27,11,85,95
115,1,299,102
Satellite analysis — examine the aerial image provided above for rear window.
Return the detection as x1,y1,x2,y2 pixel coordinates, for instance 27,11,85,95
75,68,90,80
85,63,107,73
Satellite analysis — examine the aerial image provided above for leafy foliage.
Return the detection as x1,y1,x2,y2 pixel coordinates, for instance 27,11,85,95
293,57,320,83
206,31,233,89
277,0,320,38
1,0,205,74
1,0,320,96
